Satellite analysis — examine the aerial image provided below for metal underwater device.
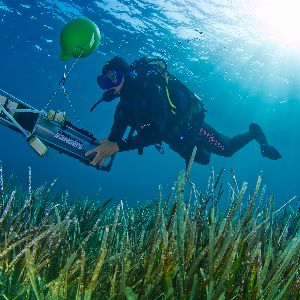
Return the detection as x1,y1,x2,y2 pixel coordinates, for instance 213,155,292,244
0,93,114,171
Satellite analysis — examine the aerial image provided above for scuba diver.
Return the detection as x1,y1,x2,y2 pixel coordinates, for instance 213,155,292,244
85,56,281,167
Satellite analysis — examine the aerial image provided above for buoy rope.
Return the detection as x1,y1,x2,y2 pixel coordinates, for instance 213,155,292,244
44,49,85,127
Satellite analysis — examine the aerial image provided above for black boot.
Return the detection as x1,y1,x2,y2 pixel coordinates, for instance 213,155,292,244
249,123,282,160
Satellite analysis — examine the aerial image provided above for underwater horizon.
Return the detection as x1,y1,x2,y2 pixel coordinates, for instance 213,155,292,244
0,0,300,209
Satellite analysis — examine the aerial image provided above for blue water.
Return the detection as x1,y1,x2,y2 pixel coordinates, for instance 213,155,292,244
0,0,299,208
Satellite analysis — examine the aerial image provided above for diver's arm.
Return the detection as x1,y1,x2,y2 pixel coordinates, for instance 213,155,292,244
107,104,128,143
117,123,160,152
115,77,168,152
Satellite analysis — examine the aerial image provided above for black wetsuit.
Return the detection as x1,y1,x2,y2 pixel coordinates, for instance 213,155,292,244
107,72,266,165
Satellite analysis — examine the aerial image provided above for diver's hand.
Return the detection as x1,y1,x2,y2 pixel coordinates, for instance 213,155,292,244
85,140,119,166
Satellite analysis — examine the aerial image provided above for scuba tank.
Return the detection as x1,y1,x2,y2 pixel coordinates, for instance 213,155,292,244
130,57,206,129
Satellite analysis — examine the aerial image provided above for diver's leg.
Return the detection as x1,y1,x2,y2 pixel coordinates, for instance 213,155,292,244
248,123,281,159
166,134,211,166
185,148,211,169
193,148,211,165
196,123,281,159
195,123,244,157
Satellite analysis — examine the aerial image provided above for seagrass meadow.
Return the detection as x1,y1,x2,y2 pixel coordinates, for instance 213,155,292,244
0,153,299,300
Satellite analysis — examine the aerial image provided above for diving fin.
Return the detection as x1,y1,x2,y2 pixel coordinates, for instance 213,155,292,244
260,144,282,160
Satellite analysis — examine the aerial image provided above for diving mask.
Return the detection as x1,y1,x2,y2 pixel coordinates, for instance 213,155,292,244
97,70,123,90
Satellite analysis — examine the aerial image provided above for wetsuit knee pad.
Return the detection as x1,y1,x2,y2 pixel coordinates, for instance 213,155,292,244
194,149,211,165
168,141,211,165
222,148,235,157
